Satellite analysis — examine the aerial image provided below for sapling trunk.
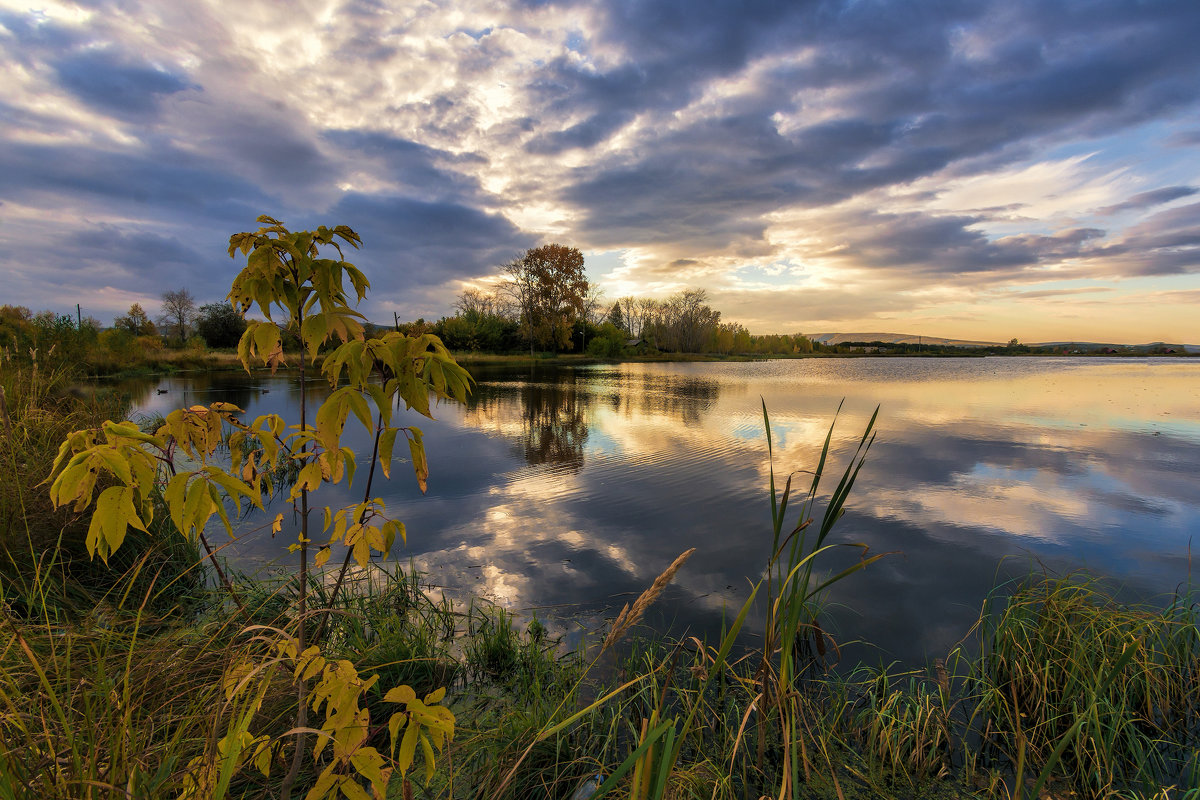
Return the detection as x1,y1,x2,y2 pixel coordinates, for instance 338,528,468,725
281,307,310,800
316,406,384,642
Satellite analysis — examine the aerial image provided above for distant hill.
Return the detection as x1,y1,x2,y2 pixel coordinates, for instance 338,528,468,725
809,333,1199,352
808,332,1001,348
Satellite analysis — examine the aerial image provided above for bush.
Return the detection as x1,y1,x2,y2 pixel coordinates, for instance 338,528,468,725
194,302,246,349
586,323,626,357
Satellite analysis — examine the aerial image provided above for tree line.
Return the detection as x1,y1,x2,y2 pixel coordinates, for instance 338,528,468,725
422,245,817,357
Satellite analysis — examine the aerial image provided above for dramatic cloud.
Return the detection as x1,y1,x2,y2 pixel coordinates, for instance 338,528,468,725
1,0,1198,341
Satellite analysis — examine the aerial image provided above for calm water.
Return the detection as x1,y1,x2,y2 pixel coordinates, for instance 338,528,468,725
129,358,1200,665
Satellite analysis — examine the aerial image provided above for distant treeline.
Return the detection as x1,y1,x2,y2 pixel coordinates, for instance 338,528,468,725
399,278,822,357
1,294,245,375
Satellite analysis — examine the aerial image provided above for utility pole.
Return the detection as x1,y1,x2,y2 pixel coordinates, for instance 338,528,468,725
76,303,82,328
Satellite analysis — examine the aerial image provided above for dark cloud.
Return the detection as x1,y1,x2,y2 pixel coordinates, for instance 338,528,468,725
1166,129,1200,147
1005,287,1114,301
547,0,1200,264
322,130,485,202
68,224,200,270
52,49,194,117
811,210,1108,279
1090,201,1200,276
0,141,272,222
1097,186,1197,216
322,193,536,312
0,11,84,53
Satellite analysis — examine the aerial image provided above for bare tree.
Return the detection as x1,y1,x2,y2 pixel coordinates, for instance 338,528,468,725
455,287,498,319
499,256,538,355
159,289,197,342
580,284,606,351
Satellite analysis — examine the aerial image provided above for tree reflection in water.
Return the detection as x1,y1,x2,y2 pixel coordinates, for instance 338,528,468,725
459,366,725,469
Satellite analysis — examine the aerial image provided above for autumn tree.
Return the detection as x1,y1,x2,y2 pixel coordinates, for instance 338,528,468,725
159,288,197,342
113,303,156,336
501,244,589,354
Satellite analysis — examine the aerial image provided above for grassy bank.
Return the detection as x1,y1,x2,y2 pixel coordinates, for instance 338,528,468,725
3,556,1196,799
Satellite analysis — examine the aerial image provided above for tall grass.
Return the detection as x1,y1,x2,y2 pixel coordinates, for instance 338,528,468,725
972,575,1200,798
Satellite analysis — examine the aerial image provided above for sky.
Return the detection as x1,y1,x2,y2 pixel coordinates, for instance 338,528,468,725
1,0,1198,343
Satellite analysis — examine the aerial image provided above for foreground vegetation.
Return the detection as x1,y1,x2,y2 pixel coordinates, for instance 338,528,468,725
3,218,1197,799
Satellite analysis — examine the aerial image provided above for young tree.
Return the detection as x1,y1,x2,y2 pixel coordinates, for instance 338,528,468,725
159,289,197,342
605,301,626,334
50,216,469,799
113,303,156,336
195,301,248,348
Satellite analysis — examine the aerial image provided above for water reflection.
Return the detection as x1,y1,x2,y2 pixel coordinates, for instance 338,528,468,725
127,358,1200,666
459,366,725,469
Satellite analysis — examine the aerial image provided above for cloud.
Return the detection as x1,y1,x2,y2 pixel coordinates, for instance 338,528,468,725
52,49,194,117
323,193,536,315
1097,186,1198,215
1,0,1199,336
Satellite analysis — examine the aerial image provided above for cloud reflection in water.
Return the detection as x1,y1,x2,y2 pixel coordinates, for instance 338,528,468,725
128,358,1200,666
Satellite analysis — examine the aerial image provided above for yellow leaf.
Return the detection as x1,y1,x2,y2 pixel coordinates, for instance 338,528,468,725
314,547,331,568
303,765,339,800
290,461,322,499
349,747,386,793
384,685,416,704
420,732,436,783
183,478,210,541
397,718,420,776
407,428,428,493
423,687,446,705
165,472,190,533
252,737,273,777
388,711,406,752
338,778,371,800
377,427,397,480
271,512,283,535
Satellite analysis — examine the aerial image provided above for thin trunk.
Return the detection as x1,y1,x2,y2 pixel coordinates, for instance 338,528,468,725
317,406,383,641
162,444,245,615
281,308,310,800
198,532,246,616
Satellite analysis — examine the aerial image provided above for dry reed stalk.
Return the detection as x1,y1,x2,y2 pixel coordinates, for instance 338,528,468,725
0,385,13,448
600,548,695,655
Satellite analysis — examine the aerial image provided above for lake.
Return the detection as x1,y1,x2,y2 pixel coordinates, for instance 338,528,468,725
128,357,1200,666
